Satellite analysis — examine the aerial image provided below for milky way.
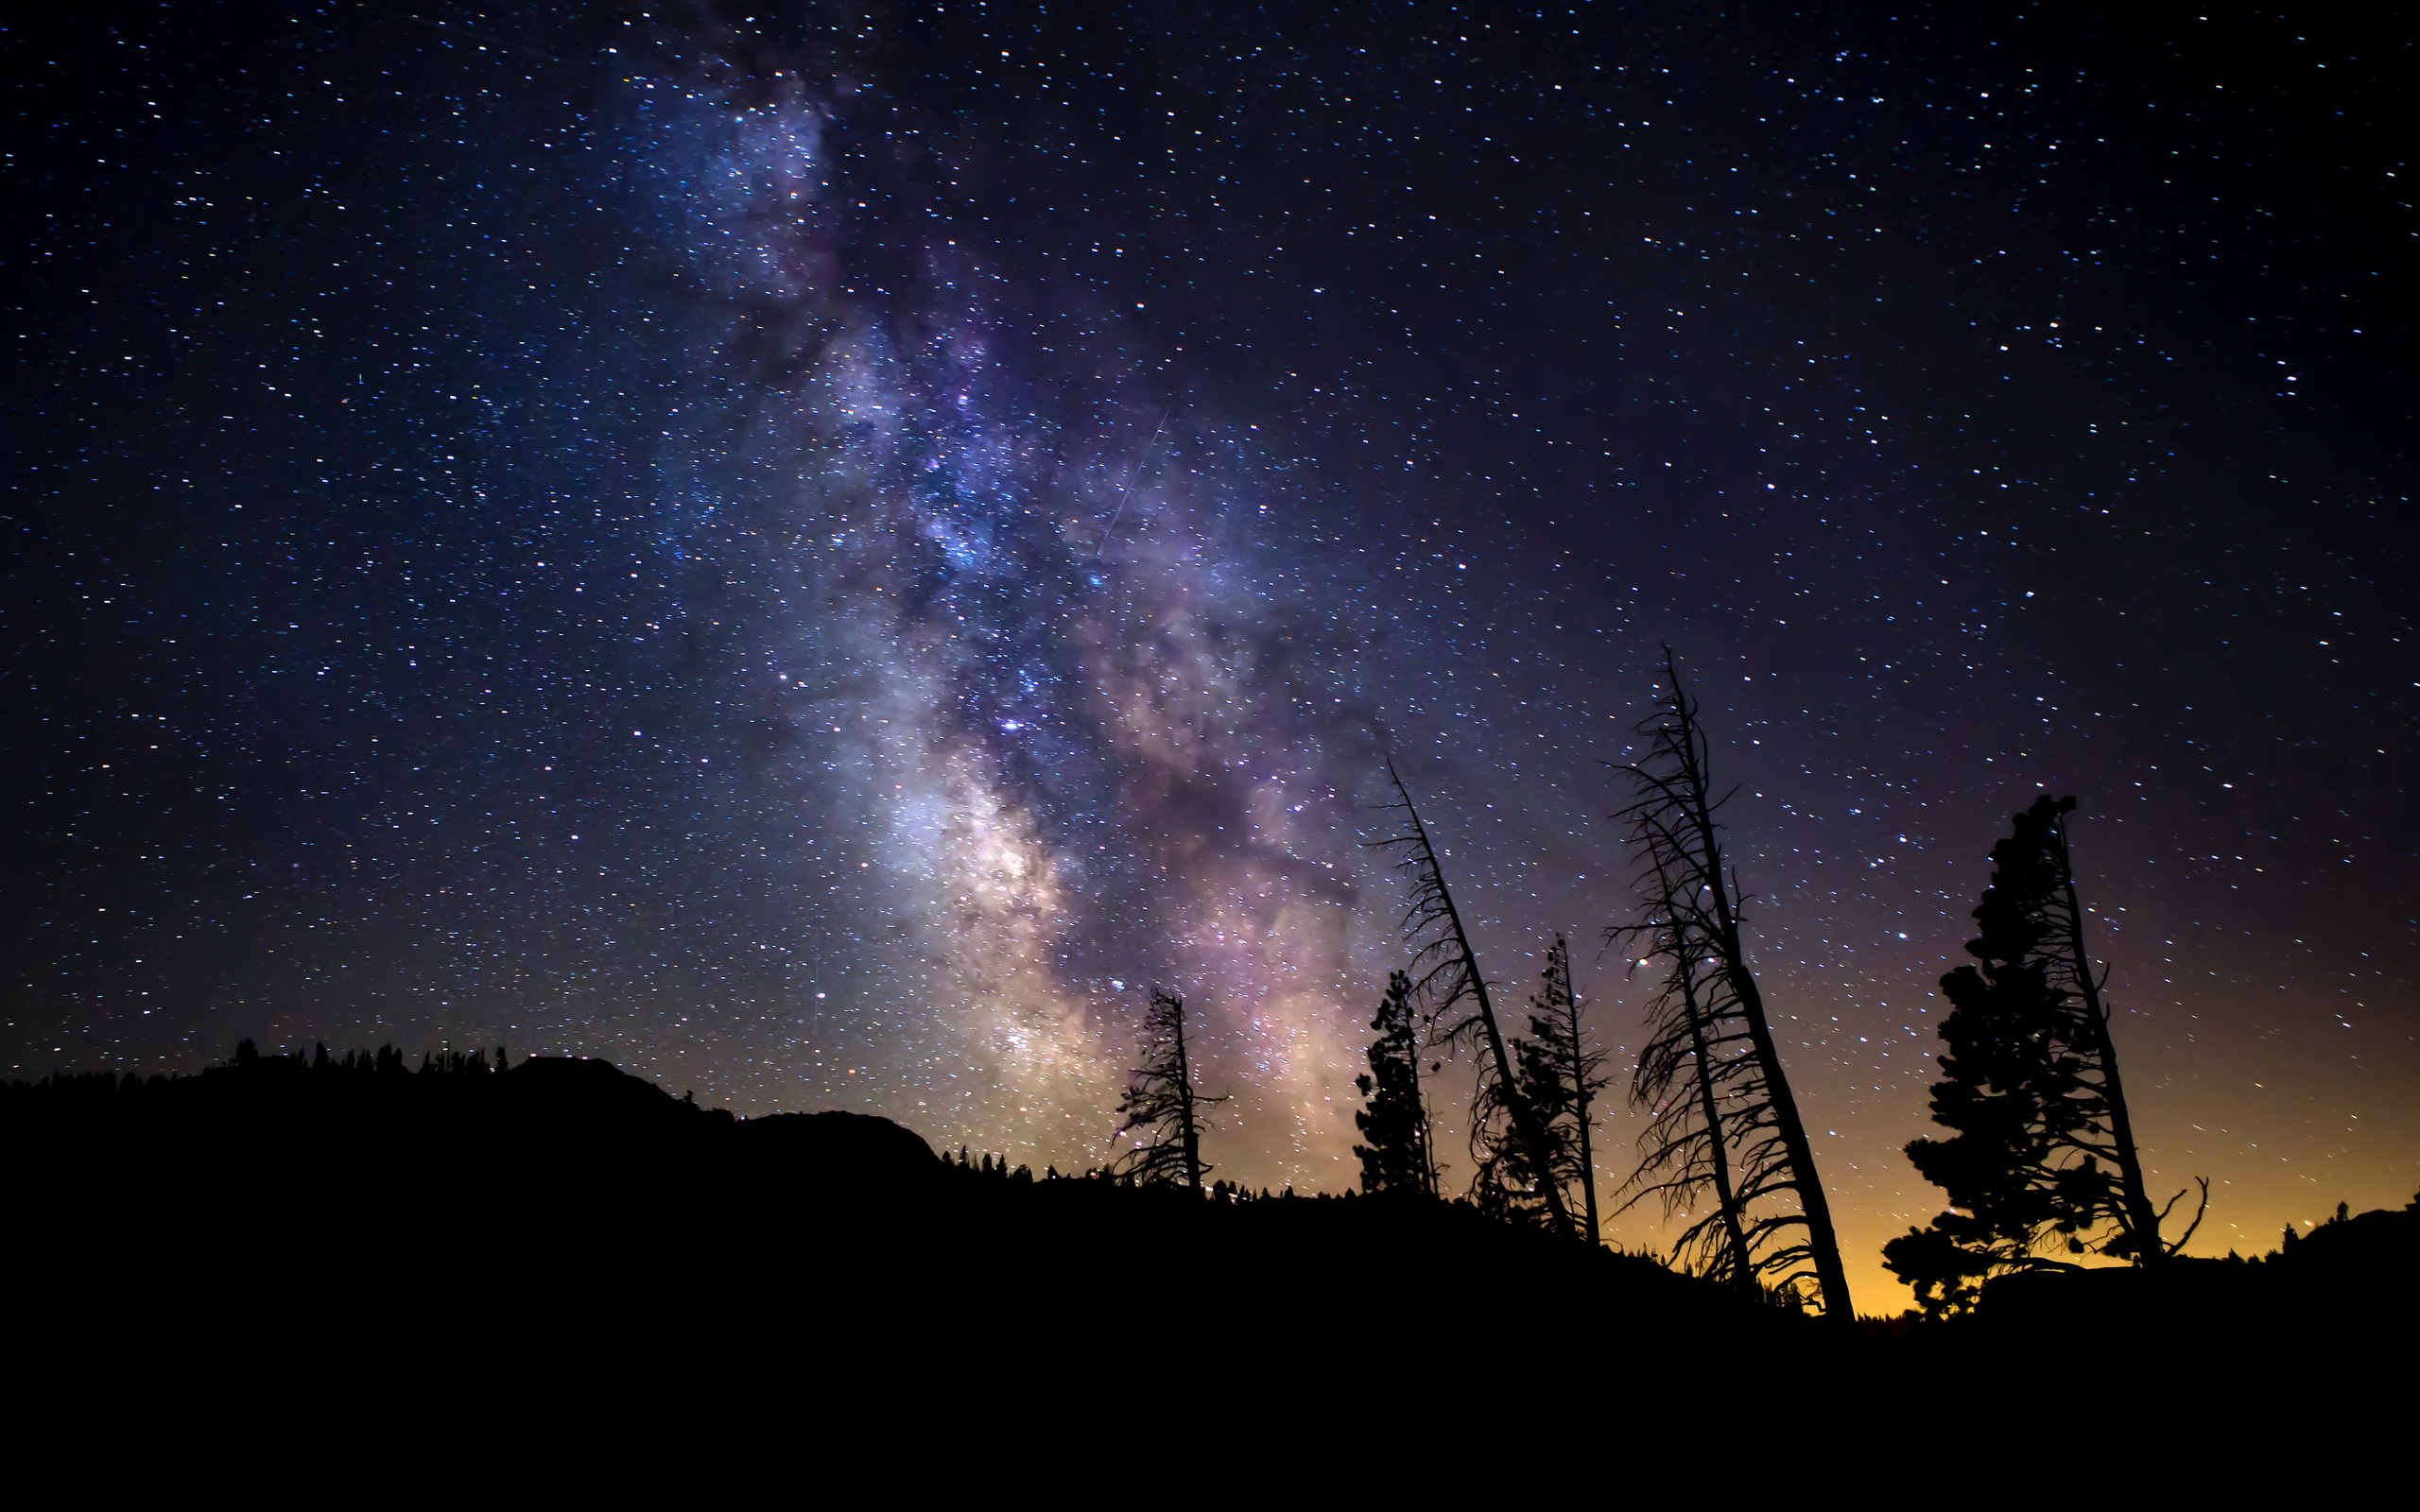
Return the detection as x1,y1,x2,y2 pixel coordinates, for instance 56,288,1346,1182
11,4,2411,1308
642,76,1387,1166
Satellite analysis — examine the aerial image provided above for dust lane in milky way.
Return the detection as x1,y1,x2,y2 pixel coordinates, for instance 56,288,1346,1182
8,6,2411,1308
645,81,1385,1173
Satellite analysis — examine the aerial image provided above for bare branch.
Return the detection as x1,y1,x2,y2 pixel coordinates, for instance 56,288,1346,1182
1368,755,1574,1236
1605,648,1851,1315
2162,1177,2212,1256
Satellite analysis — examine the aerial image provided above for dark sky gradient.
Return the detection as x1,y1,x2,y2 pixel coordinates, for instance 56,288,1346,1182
9,2,2411,1308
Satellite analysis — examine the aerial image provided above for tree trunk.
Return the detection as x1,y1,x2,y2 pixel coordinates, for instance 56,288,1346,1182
2052,814,2161,1260
1386,762,1572,1235
1669,665,1853,1320
1416,1054,1440,1199
1700,866,1853,1317
1461,942,1573,1235
1564,971,1602,1246
1677,953,1753,1287
1174,1001,1202,1195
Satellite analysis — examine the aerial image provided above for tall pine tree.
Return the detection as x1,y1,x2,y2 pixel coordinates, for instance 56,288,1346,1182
1887,795,2206,1315
1353,971,1437,1197
1469,936,1605,1240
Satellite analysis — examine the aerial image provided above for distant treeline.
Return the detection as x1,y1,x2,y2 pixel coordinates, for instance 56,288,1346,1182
14,1037,510,1096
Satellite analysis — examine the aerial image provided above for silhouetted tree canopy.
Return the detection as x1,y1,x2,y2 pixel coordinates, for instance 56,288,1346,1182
1887,795,2205,1317
1470,936,1605,1241
1354,971,1437,1198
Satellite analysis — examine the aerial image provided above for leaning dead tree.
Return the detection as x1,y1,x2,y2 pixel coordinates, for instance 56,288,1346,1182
1469,935,1609,1237
1372,757,1575,1239
1609,652,1853,1317
1615,847,1756,1291
2032,798,2181,1258
1468,1017,1566,1232
1110,988,1224,1194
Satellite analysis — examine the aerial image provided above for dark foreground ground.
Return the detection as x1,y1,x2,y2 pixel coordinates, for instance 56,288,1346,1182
7,1050,2410,1466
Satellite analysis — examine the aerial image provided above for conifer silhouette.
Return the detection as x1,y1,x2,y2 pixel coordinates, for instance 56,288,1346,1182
1887,795,2207,1315
1468,936,1606,1240
1353,971,1437,1197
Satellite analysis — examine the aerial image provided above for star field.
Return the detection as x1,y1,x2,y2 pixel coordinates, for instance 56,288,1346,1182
7,2,2411,1309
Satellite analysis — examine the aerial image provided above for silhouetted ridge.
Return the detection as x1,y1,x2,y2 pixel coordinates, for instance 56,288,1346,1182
10,1040,2407,1452
2,1041,950,1260
1972,1194,2420,1349
743,1108,942,1189
7,1042,1827,1376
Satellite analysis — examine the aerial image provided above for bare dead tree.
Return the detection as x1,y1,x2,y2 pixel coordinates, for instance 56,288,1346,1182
1109,988,1224,1194
1608,650,1853,1317
2041,799,2191,1260
1370,757,1575,1238
1611,861,1756,1291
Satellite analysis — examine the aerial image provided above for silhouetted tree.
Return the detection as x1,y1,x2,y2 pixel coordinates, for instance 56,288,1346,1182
1886,795,2206,1316
1354,971,1438,1198
1530,936,1607,1241
1609,651,1852,1317
1469,1027,1559,1229
1614,845,1755,1290
1467,936,1606,1239
1372,757,1574,1236
1110,988,1224,1193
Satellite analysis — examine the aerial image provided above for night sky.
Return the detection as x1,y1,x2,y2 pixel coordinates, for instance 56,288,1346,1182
9,3,2411,1309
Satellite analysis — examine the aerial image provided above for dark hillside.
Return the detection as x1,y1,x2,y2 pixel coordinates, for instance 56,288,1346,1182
1971,1200,2420,1352
5,1047,1829,1385
5,1046,2407,1452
